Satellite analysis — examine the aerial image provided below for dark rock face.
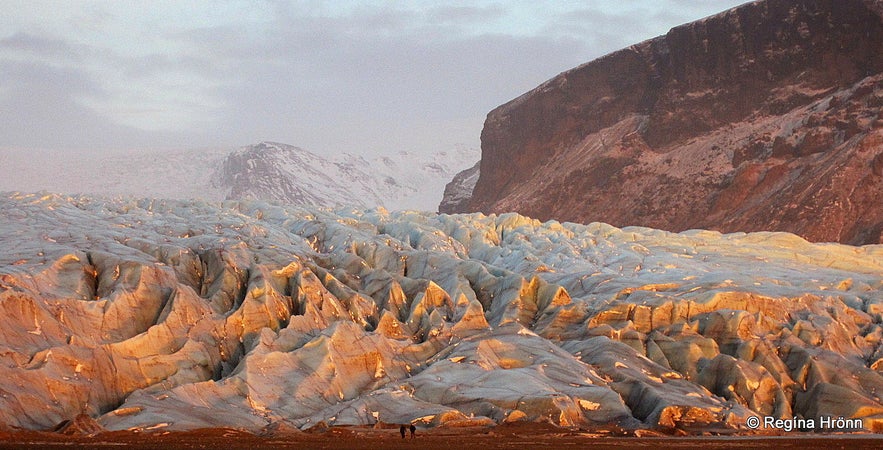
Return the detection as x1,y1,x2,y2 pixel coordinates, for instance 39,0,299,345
438,161,480,214
461,0,883,244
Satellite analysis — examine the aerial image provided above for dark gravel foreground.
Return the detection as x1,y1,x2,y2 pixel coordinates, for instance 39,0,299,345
0,425,881,450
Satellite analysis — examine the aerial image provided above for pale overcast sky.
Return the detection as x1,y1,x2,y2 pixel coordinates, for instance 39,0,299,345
0,1,748,156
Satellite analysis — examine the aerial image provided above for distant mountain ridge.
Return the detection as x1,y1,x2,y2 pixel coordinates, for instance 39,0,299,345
0,142,478,211
444,0,883,244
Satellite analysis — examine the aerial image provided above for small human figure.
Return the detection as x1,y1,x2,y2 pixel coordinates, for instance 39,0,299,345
400,424,406,439
409,424,416,438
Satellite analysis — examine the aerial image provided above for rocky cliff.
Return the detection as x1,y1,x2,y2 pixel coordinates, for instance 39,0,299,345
2,192,883,434
438,161,480,214
453,0,883,244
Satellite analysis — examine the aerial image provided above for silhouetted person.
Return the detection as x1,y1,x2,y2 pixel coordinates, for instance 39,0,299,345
400,425,406,439
409,424,416,438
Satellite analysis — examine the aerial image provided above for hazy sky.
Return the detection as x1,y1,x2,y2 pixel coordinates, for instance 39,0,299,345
0,0,747,156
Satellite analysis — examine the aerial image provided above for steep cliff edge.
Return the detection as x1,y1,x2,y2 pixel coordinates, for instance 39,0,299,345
457,0,883,244
438,161,480,214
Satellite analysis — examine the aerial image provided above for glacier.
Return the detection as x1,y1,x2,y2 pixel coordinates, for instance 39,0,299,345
0,192,882,433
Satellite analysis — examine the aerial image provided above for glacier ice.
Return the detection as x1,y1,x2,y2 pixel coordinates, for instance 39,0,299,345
0,192,882,433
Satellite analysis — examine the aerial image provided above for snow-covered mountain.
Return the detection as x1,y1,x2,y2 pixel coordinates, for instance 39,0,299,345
213,141,478,210
0,142,479,211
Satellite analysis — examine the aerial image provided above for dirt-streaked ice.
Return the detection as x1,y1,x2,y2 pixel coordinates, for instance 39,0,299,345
0,192,881,433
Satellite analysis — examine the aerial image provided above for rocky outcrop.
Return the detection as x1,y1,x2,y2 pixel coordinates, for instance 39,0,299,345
53,414,106,437
459,0,883,245
438,161,480,214
1,192,883,434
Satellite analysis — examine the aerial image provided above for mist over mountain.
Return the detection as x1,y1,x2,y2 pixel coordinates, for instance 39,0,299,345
0,142,478,212
4,0,883,441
